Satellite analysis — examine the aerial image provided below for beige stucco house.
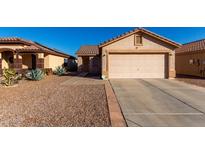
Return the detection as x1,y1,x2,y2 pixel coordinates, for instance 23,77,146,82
77,28,181,79
176,39,205,77
0,37,75,74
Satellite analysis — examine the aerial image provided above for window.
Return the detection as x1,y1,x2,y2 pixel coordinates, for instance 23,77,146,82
134,35,142,45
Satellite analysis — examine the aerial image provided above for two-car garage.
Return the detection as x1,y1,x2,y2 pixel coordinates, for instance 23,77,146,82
108,53,167,79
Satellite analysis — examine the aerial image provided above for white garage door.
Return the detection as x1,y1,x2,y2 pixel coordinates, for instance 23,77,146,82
109,54,165,78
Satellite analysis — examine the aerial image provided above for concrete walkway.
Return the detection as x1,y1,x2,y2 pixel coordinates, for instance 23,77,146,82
110,79,205,127
61,76,105,85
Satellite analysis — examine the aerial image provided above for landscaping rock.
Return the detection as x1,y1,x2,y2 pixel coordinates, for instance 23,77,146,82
0,76,110,127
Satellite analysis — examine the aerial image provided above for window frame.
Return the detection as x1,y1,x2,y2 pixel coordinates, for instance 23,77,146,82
134,34,143,46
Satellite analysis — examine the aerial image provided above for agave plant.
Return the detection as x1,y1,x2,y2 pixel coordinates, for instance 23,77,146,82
1,68,18,86
25,69,44,81
54,66,66,76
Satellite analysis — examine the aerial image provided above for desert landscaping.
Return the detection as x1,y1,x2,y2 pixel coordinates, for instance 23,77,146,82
0,75,110,127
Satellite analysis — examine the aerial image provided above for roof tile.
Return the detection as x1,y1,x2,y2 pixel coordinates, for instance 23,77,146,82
76,45,99,56
0,37,75,59
176,39,205,53
99,28,181,47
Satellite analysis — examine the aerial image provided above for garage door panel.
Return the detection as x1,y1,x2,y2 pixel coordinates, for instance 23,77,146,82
109,54,165,78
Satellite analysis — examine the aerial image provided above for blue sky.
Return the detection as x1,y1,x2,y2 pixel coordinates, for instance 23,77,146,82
0,27,205,56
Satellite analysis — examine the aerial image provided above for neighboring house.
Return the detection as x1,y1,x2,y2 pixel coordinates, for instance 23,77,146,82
0,38,75,74
76,28,181,79
176,39,205,77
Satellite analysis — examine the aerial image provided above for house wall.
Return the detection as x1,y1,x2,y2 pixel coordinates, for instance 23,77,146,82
176,51,205,77
101,33,176,78
44,54,65,70
2,56,9,68
77,56,83,71
44,54,50,68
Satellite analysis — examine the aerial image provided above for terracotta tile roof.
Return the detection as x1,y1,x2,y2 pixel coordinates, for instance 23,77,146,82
99,27,181,48
0,37,20,42
76,45,99,56
51,48,76,59
15,45,40,51
0,37,75,59
0,37,33,45
176,39,205,53
34,42,76,59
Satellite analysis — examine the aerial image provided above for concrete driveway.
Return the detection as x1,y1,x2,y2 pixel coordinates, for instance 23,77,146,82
110,79,205,127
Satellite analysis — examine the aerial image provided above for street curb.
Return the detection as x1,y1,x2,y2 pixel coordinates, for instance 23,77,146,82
105,81,127,127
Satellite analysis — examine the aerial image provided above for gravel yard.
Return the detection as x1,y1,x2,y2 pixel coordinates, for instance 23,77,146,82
0,76,110,127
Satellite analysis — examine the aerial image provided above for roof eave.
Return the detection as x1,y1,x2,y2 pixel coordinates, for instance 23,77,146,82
139,28,181,48
99,29,139,48
99,28,181,48
77,53,99,56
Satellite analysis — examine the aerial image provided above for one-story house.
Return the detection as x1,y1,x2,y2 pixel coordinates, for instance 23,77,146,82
76,28,181,79
176,39,205,77
0,37,75,74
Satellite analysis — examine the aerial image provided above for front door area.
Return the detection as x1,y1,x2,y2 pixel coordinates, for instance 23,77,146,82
82,56,89,72
22,54,37,70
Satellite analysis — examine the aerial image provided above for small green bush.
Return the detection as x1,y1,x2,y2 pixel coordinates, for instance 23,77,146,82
1,68,19,86
25,69,44,81
54,66,66,76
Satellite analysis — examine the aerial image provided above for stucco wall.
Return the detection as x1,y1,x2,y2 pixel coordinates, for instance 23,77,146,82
176,52,205,77
2,58,8,68
44,54,49,68
44,54,65,70
77,56,83,71
101,33,176,78
2,55,8,69
102,34,174,51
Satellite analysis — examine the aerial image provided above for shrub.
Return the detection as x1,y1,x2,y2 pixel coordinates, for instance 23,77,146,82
1,68,19,86
25,69,44,81
65,60,78,72
54,66,66,76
